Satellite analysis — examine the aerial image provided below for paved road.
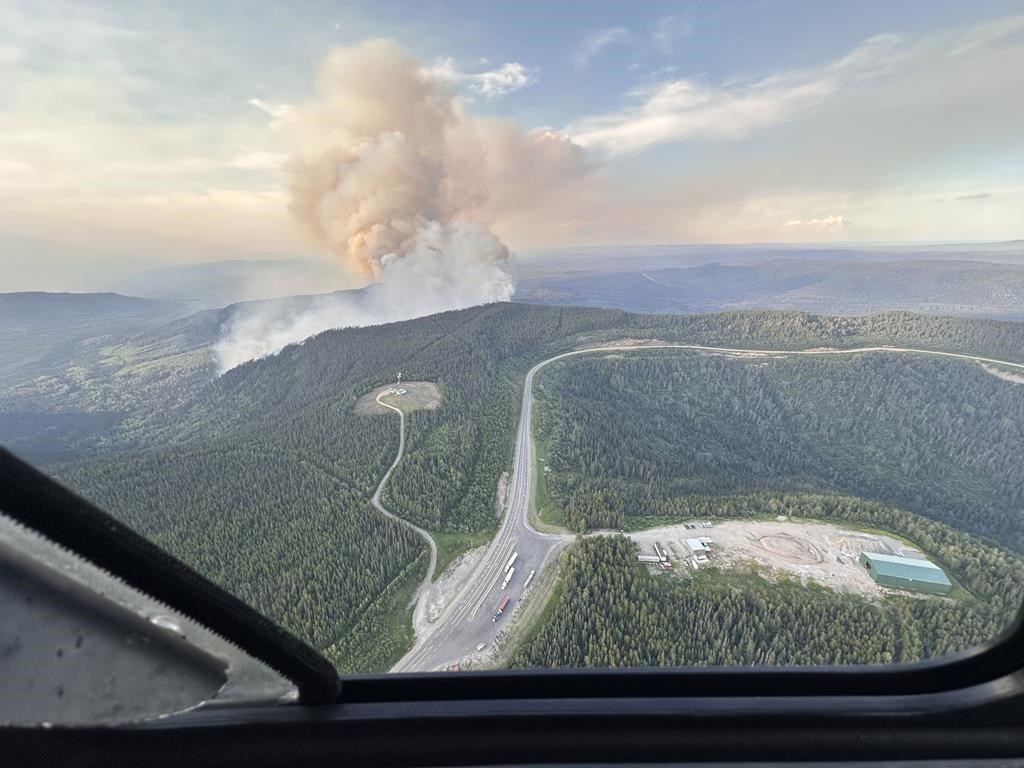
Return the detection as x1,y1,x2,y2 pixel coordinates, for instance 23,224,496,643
371,392,437,630
388,343,1024,673
390,355,572,673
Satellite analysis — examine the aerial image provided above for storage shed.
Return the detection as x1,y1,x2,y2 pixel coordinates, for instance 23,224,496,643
859,552,952,595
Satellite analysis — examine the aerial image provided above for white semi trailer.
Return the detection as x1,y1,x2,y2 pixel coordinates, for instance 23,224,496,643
504,552,519,572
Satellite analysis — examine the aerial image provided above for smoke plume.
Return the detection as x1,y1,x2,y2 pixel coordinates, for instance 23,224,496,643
215,39,588,372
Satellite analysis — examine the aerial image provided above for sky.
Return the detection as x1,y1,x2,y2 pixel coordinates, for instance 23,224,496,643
2,0,1023,290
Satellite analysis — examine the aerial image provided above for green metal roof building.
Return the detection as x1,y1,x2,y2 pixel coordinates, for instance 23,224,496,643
859,552,952,595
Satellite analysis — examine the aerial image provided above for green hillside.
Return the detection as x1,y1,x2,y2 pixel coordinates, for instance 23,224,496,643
38,303,1024,671
533,351,1024,548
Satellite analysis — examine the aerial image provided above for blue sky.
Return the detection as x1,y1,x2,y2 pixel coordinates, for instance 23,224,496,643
1,0,1023,289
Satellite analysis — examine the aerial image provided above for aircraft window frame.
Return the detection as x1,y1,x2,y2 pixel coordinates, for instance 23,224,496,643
5,444,1024,767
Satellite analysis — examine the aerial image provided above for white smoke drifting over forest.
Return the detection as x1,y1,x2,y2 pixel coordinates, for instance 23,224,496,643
215,39,588,372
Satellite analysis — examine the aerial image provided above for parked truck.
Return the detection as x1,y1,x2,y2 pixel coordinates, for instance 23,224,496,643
504,552,519,572
501,566,515,589
523,569,536,589
493,596,511,622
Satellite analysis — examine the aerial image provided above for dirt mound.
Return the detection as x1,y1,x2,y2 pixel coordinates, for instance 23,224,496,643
825,533,896,557
757,534,822,564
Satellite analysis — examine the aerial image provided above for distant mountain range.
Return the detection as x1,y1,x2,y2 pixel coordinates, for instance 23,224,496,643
0,292,191,387
3,246,1023,456
109,257,349,309
515,258,1024,320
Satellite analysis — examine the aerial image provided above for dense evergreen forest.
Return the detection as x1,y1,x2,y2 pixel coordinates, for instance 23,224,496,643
54,434,427,671
535,352,1024,549
37,304,1024,671
512,523,1024,669
521,345,1024,670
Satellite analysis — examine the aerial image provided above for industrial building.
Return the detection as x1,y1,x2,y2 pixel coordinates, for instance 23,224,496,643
859,552,952,595
686,538,711,564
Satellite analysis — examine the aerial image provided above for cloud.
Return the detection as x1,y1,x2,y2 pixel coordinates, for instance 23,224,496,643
574,27,630,69
247,98,292,119
950,14,1024,56
646,64,681,79
653,12,695,55
0,1,290,213
566,32,904,155
0,43,22,64
426,58,537,99
229,151,287,170
953,192,992,201
783,215,849,228
647,11,1024,223
2,0,1022,278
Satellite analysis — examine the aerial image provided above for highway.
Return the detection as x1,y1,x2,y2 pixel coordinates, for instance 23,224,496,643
387,343,1024,673
390,356,572,673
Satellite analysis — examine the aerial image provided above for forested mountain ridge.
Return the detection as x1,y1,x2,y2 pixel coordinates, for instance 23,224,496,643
0,292,201,404
0,292,218,459
38,303,1024,671
534,352,1024,549
84,303,1024,458
518,342,1024,670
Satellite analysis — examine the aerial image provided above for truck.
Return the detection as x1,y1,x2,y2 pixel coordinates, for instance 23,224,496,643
493,596,511,622
504,552,519,572
501,566,515,589
655,542,669,563
522,569,536,589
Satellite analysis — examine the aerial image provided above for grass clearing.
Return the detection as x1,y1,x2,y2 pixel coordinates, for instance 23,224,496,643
355,381,443,415
372,553,428,670
530,411,571,534
981,362,1024,385
431,528,493,581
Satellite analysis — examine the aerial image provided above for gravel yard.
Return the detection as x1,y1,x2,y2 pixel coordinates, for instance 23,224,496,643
629,519,927,598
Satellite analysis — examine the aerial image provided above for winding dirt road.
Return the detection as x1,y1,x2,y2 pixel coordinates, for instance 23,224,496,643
371,392,437,631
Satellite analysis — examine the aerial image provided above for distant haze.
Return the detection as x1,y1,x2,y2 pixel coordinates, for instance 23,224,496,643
2,3,1022,293
2,3,1022,369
